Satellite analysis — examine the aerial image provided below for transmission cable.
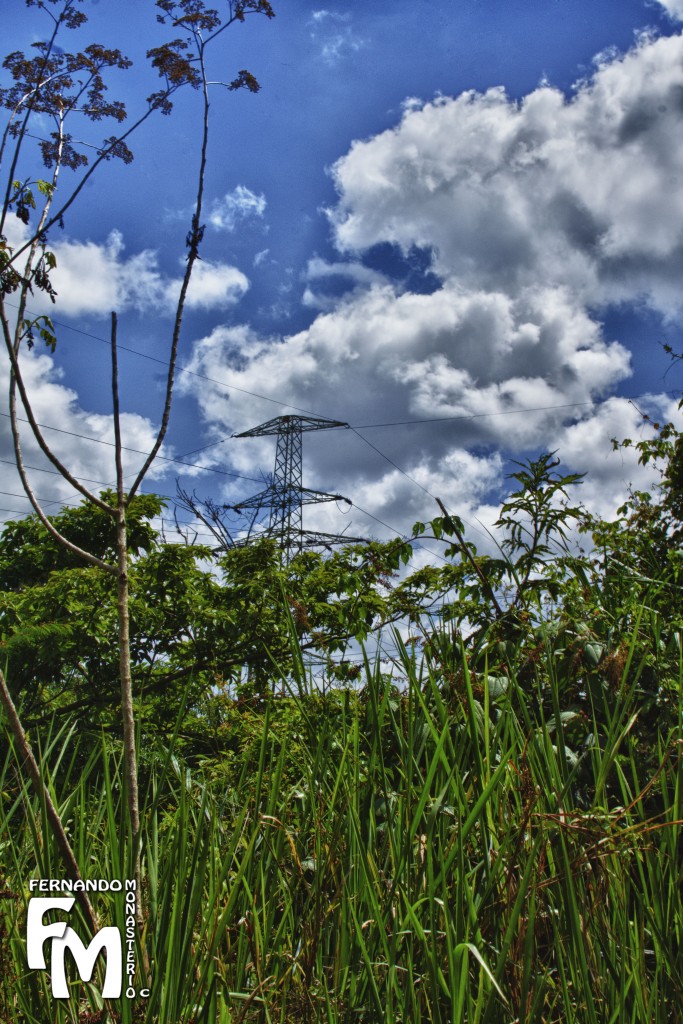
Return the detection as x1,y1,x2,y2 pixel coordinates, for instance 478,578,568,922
3,300,326,420
350,501,450,566
10,300,673,438
0,411,262,483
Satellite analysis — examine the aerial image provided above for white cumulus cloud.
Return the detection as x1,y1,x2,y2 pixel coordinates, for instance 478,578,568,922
208,186,267,232
0,349,173,525
178,259,250,310
658,0,683,20
302,256,389,309
308,10,365,63
5,226,249,317
329,31,683,317
180,28,683,539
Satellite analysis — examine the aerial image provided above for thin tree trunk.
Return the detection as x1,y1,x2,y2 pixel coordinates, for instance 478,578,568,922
0,666,98,934
111,312,143,927
115,503,148,952
115,507,140,879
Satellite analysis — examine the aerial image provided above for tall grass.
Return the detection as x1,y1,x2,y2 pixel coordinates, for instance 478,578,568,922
1,624,681,1022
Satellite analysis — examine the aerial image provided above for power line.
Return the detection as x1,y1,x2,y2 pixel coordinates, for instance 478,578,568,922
0,411,262,483
11,300,671,439
350,501,450,566
0,505,42,517
3,301,326,422
349,428,492,545
351,427,435,500
0,488,63,508
354,402,596,428
0,456,112,487
350,502,409,539
0,488,218,537
7,301,680,551
176,390,682,456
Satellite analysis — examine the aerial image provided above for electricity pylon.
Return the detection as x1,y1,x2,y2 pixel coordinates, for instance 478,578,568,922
229,415,364,562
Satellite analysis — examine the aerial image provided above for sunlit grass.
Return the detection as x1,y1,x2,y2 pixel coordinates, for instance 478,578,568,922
1,625,682,1023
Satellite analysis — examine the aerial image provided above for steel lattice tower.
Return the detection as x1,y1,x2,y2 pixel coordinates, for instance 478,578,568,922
229,415,363,562
271,415,305,547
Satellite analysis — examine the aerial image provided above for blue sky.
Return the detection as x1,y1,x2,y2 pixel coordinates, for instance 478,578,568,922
2,0,683,546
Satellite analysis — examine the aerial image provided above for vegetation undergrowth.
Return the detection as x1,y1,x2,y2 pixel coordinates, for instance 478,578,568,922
2,436,683,1022
1,616,681,1023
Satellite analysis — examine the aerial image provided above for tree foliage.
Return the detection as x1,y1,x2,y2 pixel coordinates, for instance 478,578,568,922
2,428,681,784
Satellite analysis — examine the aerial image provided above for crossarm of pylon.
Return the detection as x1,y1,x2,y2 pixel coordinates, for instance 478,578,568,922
298,488,351,506
234,415,349,438
225,486,275,512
